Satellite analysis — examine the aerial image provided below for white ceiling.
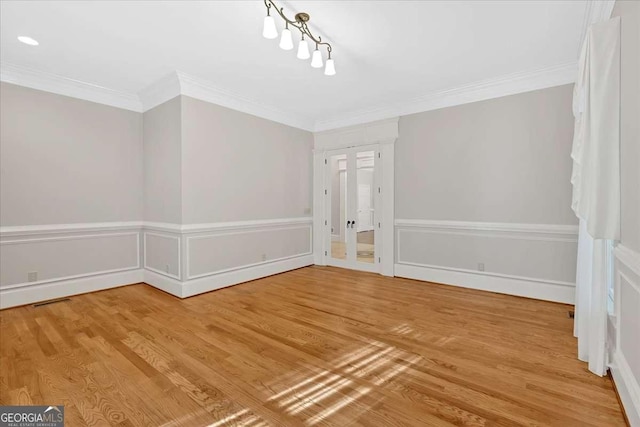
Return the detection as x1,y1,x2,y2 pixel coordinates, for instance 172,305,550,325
1,1,594,130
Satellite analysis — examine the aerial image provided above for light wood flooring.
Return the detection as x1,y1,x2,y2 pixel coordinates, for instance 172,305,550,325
330,242,375,263
0,266,627,426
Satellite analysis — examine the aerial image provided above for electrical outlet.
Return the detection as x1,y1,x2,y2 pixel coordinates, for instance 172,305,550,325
478,263,485,272
165,264,170,274
261,253,267,261
27,272,38,282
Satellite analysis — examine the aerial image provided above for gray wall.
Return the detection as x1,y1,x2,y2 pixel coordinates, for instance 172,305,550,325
394,84,578,295
0,85,314,299
616,0,640,254
0,83,143,297
396,84,576,224
177,96,314,283
610,2,640,423
143,96,182,224
0,82,143,225
180,95,313,223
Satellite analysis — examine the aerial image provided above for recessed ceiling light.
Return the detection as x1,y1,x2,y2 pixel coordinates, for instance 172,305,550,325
18,36,39,46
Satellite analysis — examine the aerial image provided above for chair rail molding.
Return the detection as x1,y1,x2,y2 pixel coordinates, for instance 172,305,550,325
0,231,141,290
0,218,314,309
610,244,640,426
0,221,144,236
184,221,313,280
395,219,579,241
394,219,579,303
0,222,143,309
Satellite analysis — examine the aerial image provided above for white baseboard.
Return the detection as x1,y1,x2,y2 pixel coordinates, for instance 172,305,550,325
394,263,575,304
0,256,315,309
143,269,184,297
0,269,143,309
182,255,314,297
611,352,640,426
143,255,314,299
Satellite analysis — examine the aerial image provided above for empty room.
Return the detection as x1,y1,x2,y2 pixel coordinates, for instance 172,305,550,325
0,0,638,426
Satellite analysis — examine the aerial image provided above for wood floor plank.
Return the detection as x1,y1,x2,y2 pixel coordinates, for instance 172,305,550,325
0,266,627,426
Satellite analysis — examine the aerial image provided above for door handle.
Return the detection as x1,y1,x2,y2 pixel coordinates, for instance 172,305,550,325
346,220,351,228
351,220,356,229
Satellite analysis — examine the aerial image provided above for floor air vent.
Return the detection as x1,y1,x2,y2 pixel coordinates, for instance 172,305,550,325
33,298,70,307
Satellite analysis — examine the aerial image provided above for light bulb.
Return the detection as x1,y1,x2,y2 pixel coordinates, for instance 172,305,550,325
311,49,323,68
279,28,293,50
324,59,336,76
297,38,310,59
263,15,278,39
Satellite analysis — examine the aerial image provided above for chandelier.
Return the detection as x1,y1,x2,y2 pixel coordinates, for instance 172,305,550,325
262,0,336,76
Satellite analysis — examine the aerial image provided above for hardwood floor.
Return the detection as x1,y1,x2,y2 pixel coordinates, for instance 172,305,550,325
330,241,375,263
0,266,626,426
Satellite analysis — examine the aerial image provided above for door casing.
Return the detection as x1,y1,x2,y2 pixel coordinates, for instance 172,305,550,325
312,118,398,277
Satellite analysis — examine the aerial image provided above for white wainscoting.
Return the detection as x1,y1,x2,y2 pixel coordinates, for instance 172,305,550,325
186,226,312,280
0,218,314,308
142,217,314,298
143,231,181,280
610,244,640,426
394,219,578,303
0,223,143,309
182,255,314,298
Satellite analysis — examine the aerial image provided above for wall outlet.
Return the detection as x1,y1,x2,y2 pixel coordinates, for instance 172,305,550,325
261,253,267,261
27,271,38,282
165,264,170,274
477,263,485,272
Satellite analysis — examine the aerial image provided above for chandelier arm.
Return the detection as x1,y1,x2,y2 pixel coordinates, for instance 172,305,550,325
264,0,303,30
300,23,332,54
264,0,333,55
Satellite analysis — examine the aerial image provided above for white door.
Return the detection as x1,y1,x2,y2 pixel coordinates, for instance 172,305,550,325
326,145,379,273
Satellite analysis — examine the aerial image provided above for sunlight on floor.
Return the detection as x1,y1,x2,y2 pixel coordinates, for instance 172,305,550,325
266,335,422,425
390,323,415,335
202,409,269,427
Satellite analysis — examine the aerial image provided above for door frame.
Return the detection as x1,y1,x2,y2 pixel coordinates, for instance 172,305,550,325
312,118,398,277
324,145,380,273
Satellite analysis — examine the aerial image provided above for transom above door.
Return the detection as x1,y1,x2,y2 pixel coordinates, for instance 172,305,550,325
325,145,380,273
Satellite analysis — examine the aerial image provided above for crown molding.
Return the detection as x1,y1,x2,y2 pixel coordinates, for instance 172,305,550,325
137,71,182,112
2,60,579,133
0,62,142,112
137,70,315,130
176,71,315,131
580,0,616,46
313,61,578,132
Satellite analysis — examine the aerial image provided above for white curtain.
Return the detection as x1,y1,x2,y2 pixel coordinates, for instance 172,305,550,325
571,17,620,376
